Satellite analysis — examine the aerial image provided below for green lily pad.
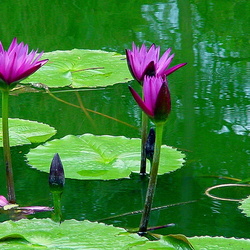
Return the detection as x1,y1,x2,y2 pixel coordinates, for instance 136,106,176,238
0,219,191,249
0,219,249,249
188,236,250,250
0,119,56,147
130,235,194,249
0,218,146,249
239,196,250,217
22,49,132,88
26,134,185,180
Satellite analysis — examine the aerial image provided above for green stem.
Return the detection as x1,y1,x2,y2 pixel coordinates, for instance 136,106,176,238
1,89,16,203
51,191,63,223
139,122,164,233
140,111,148,175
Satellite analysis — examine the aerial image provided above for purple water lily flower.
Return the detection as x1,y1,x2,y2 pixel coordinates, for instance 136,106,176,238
0,38,48,89
126,42,186,84
129,76,171,123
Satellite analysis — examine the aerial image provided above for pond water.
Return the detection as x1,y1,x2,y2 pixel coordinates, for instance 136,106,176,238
0,0,249,239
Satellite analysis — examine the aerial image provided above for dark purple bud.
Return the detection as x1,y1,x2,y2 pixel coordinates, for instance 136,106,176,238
145,128,155,163
49,153,65,190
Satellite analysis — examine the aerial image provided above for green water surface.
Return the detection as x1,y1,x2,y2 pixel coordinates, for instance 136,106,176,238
0,0,249,239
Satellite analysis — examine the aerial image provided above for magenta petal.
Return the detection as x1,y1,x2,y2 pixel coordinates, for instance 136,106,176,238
14,64,44,83
157,53,174,76
0,38,48,87
18,206,53,215
154,81,171,121
19,206,53,212
0,195,9,207
125,49,139,82
36,59,49,67
129,86,154,117
157,48,172,69
143,76,162,112
164,63,187,76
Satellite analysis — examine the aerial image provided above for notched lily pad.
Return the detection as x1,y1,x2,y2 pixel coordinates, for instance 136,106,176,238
0,219,249,250
26,133,185,180
239,195,250,217
22,49,132,88
188,236,250,250
0,119,56,147
0,219,146,249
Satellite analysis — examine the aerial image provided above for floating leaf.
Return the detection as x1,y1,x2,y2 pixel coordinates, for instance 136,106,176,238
0,219,147,249
188,236,250,250
22,49,132,88
130,234,194,249
0,219,249,250
239,195,250,217
0,119,56,147
0,219,189,249
26,134,185,180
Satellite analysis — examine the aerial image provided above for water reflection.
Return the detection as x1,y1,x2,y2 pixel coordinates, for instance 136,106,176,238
141,1,181,46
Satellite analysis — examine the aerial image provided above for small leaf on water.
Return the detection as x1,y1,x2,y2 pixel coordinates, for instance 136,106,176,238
0,118,56,147
3,204,19,211
26,133,185,180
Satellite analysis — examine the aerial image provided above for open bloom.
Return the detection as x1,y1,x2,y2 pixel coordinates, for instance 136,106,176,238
129,76,171,123
0,38,48,89
126,42,186,84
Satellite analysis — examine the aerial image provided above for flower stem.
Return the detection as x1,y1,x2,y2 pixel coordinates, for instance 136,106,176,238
1,89,16,203
139,122,164,233
51,190,63,223
140,111,148,175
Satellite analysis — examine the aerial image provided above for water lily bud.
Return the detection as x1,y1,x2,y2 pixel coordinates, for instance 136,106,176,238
145,128,155,163
129,76,171,123
49,153,65,191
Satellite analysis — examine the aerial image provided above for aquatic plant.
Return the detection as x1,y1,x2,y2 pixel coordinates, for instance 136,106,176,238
0,38,48,203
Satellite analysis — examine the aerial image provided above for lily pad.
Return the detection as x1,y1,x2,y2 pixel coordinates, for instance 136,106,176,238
21,49,132,88
239,195,250,217
0,119,56,147
188,236,250,250
0,218,146,249
130,235,194,249
0,219,191,249
26,134,185,180
0,219,249,249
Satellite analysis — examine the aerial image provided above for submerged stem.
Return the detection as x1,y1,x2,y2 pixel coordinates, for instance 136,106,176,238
139,122,164,233
1,89,16,203
51,191,63,223
140,111,148,175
